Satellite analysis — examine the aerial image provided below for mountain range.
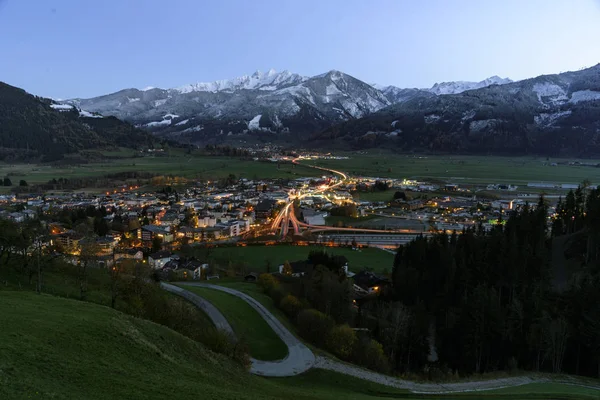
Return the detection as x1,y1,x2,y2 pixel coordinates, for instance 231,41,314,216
317,65,600,156
69,69,391,142
3,64,600,158
68,70,518,146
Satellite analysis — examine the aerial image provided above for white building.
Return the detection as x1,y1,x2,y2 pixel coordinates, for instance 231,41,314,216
148,251,173,269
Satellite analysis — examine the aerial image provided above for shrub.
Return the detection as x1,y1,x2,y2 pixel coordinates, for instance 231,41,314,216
199,330,250,369
296,308,335,347
279,294,304,318
268,286,287,306
229,337,251,369
200,328,234,354
326,324,357,359
352,338,389,373
258,273,279,293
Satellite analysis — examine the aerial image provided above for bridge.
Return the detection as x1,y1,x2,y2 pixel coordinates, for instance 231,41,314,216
268,161,425,242
315,233,429,247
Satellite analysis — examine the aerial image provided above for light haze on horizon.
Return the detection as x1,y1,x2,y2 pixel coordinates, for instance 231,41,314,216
1,0,599,99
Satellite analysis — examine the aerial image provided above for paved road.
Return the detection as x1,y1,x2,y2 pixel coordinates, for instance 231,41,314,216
164,282,600,394
161,282,234,334
315,357,600,394
161,282,315,377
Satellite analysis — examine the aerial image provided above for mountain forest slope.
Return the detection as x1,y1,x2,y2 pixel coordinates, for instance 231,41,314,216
71,65,600,156
0,82,155,160
317,65,600,156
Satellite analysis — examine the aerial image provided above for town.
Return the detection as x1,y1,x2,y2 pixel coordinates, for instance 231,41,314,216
0,149,570,284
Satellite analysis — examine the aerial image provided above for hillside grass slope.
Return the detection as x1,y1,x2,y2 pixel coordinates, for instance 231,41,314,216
0,291,413,400
2,289,600,399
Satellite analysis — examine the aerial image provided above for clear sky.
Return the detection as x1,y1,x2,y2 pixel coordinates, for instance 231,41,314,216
1,0,599,99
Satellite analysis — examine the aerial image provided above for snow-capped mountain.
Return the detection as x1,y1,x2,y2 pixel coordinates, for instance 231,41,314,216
174,69,307,93
427,75,513,95
376,86,435,104
318,64,600,157
71,69,391,141
70,66,600,156
371,76,512,103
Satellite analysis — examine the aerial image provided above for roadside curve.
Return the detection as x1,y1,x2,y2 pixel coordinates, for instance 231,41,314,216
161,282,315,377
163,282,600,394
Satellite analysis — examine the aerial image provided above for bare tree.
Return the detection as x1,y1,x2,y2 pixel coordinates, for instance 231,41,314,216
543,313,569,373
109,249,120,308
79,238,100,301
377,302,412,369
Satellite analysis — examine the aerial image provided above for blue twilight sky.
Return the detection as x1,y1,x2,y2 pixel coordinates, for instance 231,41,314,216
1,0,599,99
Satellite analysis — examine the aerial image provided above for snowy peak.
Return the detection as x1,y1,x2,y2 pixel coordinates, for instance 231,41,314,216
427,75,513,95
173,69,307,93
481,75,512,86
377,85,434,104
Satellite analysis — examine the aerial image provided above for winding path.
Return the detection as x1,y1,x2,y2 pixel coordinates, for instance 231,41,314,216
162,282,600,394
161,282,315,377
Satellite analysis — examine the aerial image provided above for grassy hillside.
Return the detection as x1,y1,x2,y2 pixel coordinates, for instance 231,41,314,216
0,291,248,399
181,285,288,360
2,290,600,399
0,291,411,400
206,245,395,274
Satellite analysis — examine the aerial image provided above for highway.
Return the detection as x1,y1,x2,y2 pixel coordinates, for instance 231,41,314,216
270,159,423,237
270,159,347,235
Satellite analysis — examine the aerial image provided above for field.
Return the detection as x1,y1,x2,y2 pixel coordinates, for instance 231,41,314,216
352,190,395,203
208,245,396,274
180,285,288,361
206,280,302,339
306,152,600,186
0,149,320,189
3,150,599,192
326,215,429,231
201,280,340,360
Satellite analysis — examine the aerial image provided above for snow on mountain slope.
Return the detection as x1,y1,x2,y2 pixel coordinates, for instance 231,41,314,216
74,65,600,148
371,76,511,103
321,64,600,157
175,69,307,93
50,103,74,110
569,90,600,104
51,102,103,118
248,115,262,130
74,69,392,138
375,86,434,104
427,75,513,95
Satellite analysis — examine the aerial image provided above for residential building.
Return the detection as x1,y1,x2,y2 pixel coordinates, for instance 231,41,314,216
148,250,174,269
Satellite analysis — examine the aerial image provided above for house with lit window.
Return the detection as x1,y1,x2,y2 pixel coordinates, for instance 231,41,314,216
148,250,174,269
352,271,389,296
141,225,173,243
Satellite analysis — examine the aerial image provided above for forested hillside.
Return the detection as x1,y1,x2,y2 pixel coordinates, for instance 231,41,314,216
0,82,155,160
316,64,600,157
381,187,600,376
